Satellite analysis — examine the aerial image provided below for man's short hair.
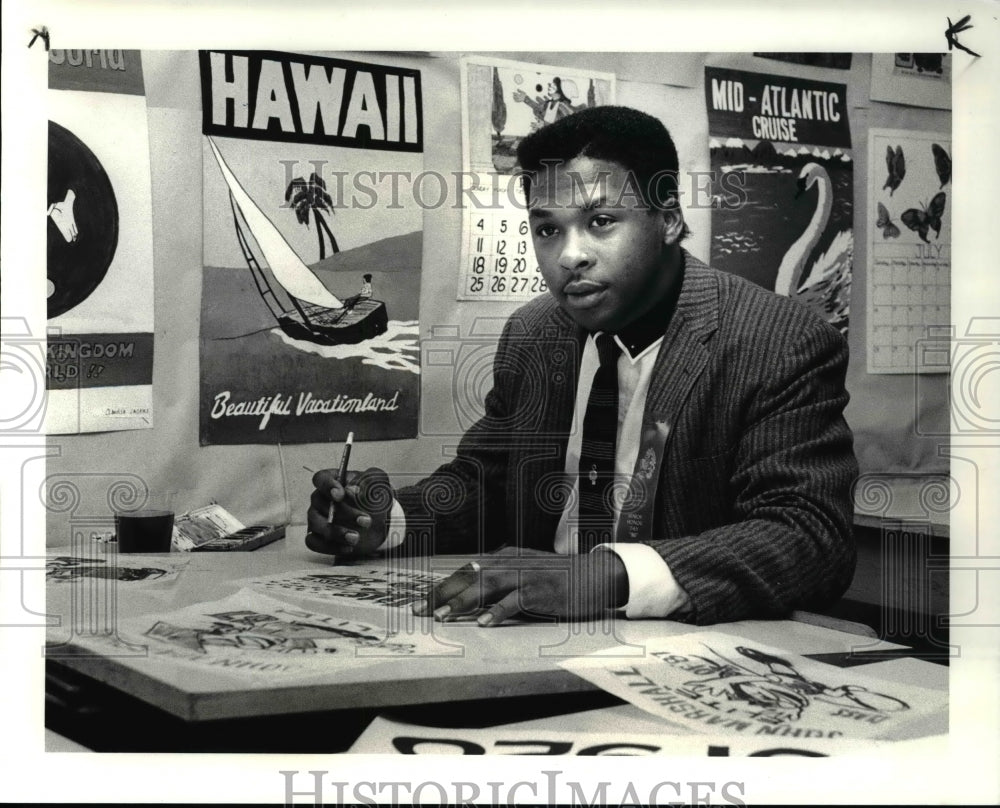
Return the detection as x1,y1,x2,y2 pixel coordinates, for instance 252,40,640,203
516,105,683,214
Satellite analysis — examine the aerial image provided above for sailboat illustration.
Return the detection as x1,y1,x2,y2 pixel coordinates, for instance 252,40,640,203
208,137,389,346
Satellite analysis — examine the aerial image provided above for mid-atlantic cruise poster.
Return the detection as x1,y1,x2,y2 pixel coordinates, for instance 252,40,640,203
199,50,423,445
705,67,854,335
45,50,155,434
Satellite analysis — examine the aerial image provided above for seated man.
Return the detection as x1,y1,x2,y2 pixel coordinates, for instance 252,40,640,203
307,106,858,627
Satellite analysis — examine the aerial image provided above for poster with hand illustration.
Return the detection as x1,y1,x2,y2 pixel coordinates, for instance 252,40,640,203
45,50,155,434
705,67,853,336
199,50,423,444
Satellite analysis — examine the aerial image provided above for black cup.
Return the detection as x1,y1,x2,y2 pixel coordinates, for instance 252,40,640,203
115,509,174,553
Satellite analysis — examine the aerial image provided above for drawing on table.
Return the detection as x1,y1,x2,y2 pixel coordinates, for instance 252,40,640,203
677,644,910,727
145,609,405,655
243,567,445,609
47,556,168,583
561,631,944,739
76,591,458,678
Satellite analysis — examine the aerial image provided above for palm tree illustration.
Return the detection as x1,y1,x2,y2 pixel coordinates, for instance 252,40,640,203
284,172,340,260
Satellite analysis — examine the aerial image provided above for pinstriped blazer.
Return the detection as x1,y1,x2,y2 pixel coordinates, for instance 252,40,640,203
397,251,858,624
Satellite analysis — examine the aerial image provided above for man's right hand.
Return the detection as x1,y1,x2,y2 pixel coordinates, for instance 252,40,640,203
306,467,394,558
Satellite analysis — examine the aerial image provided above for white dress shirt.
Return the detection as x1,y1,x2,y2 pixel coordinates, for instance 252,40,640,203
553,332,688,618
381,332,689,619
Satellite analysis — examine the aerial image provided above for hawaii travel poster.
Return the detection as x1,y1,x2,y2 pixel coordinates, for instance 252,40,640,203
199,51,423,444
705,67,853,335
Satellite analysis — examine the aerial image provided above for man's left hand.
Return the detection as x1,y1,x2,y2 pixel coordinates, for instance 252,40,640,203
412,547,628,627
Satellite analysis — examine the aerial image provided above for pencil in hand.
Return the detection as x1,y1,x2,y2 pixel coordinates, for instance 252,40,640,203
328,431,354,525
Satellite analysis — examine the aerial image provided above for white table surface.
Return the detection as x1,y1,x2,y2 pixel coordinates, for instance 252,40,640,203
46,538,928,723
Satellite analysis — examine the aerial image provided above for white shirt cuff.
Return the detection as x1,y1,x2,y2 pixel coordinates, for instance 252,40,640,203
376,499,407,552
594,542,689,618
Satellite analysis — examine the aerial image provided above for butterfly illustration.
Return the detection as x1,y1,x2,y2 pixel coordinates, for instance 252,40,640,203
901,192,946,243
932,143,951,188
876,202,900,239
883,145,905,196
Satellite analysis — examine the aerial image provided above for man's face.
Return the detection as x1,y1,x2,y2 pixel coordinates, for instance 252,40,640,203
528,156,681,333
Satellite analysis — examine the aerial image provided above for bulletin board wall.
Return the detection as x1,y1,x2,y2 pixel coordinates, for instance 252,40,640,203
42,51,951,546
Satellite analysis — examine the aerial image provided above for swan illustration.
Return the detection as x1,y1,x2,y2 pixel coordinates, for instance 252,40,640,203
774,162,852,333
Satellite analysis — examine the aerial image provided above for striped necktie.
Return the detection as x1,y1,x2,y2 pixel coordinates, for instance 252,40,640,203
577,333,621,553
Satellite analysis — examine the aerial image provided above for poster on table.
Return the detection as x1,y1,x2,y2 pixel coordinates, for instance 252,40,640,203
45,50,155,434
45,548,192,649
238,565,445,610
705,67,854,336
867,128,951,374
870,53,952,110
457,56,615,301
348,714,925,756
45,550,189,587
69,590,448,679
199,50,423,445
559,632,948,741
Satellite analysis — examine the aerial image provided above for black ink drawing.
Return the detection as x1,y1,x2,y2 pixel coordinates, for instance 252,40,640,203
47,121,120,320
675,644,910,727
47,556,167,583
932,143,951,188
876,202,901,239
883,144,905,196
144,608,417,656
901,192,947,243
257,569,443,609
285,172,341,261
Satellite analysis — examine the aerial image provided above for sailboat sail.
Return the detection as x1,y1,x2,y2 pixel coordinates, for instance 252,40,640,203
207,137,343,309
